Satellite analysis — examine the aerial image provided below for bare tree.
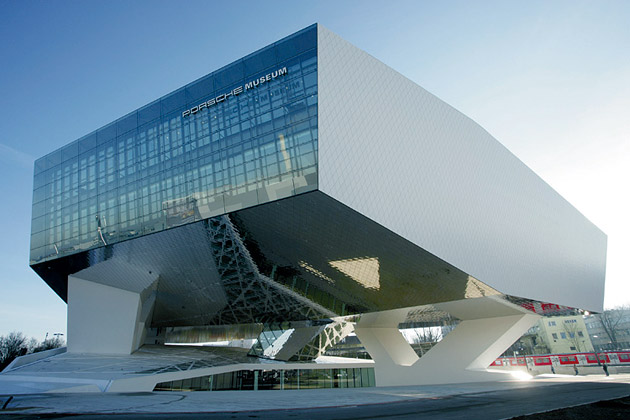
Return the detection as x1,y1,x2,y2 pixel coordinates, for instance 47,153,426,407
407,326,445,357
1,332,65,371
0,332,28,370
33,336,65,353
561,320,586,352
598,305,630,350
413,326,443,344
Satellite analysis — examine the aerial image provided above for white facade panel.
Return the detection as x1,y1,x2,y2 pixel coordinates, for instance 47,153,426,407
317,25,606,312
67,277,144,355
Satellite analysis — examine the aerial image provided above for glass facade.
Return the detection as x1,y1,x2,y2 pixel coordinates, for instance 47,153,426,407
30,25,318,265
154,367,375,391
29,22,504,324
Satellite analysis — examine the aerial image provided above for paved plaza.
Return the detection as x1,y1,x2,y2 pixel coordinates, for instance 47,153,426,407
1,373,628,418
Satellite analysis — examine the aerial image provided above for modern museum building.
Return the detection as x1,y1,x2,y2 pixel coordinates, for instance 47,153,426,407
10,24,607,392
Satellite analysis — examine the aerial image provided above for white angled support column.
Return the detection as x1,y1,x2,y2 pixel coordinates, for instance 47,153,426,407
354,307,419,369
353,326,419,367
355,297,540,386
67,276,156,355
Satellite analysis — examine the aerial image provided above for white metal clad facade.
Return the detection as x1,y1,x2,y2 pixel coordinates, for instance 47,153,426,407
316,25,606,312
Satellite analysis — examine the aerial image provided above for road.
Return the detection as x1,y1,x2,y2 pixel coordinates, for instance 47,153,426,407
1,381,629,419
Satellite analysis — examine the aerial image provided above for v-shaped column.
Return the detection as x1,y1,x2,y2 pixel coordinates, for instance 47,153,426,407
354,296,539,386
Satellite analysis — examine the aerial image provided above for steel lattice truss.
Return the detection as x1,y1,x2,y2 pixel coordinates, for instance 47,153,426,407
204,216,335,325
289,321,354,361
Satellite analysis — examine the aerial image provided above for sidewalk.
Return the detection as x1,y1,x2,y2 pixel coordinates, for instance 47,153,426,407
1,374,629,415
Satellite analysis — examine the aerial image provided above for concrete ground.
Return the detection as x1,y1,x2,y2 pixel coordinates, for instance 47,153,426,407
0,345,373,393
0,373,629,418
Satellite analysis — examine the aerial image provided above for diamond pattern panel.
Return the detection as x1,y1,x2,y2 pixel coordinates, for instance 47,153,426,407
316,25,606,312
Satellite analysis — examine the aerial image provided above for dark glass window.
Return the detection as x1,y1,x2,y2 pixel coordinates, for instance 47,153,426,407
97,123,117,145
30,27,318,265
138,101,161,126
78,133,97,154
117,112,138,136
213,61,245,92
243,46,277,77
161,89,187,115
154,367,374,391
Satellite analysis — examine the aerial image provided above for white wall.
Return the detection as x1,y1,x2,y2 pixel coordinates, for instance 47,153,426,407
67,277,145,355
317,25,607,312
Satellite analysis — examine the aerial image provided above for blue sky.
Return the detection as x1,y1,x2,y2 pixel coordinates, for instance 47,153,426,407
1,0,629,339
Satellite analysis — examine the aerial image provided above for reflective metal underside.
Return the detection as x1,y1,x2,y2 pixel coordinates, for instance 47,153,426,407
32,191,569,328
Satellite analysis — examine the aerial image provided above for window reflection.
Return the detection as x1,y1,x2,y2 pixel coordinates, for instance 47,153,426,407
31,45,318,265
329,257,381,290
153,367,375,391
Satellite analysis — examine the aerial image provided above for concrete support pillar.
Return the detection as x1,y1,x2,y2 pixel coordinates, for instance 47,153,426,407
67,276,156,355
354,326,418,367
355,297,540,386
